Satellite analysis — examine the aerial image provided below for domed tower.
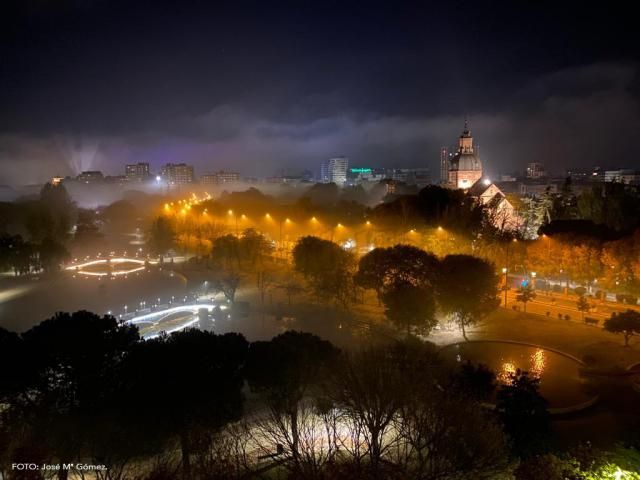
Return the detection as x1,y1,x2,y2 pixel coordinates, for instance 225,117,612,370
448,119,483,189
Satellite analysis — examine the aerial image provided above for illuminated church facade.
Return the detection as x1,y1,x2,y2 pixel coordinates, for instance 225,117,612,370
447,120,522,232
448,120,483,189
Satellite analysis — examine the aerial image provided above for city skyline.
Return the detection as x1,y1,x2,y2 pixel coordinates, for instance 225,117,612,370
1,1,639,185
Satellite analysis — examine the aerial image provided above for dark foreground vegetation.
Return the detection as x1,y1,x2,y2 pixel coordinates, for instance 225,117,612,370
1,312,639,480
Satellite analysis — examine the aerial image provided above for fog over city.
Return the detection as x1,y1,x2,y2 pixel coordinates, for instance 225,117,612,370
1,2,639,186
2,2,640,479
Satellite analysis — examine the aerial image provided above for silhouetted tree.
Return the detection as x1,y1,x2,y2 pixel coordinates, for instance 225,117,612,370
118,330,248,479
516,284,536,313
292,236,355,307
355,244,439,300
147,216,176,256
576,294,590,321
38,236,70,272
496,370,550,458
15,312,139,480
453,361,496,401
381,281,436,336
437,255,500,339
244,331,339,469
604,310,640,346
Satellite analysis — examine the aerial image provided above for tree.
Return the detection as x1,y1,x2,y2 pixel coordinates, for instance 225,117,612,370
330,340,508,479
453,361,496,402
380,281,436,336
514,454,580,480
147,216,176,256
0,234,36,275
292,236,355,307
38,236,70,272
118,330,248,479
15,311,139,480
212,271,242,303
576,295,591,321
496,370,550,458
0,328,27,406
604,310,640,347
516,284,536,313
437,255,500,339
354,244,439,299
238,228,273,269
244,331,339,471
212,234,241,269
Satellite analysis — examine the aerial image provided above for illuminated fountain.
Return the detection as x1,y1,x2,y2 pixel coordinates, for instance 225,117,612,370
65,257,158,277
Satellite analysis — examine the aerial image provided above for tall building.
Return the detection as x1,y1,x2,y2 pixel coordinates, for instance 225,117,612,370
327,156,348,185
125,162,151,182
440,147,449,184
200,170,240,184
448,120,482,189
319,161,330,183
604,169,640,185
76,171,104,183
526,162,546,179
388,168,431,186
160,163,194,185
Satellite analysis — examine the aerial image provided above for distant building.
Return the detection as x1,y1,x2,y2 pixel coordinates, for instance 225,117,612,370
76,171,104,183
519,182,558,196
604,169,640,185
468,180,522,232
443,119,521,232
125,162,151,182
327,157,349,185
347,167,386,184
319,161,330,183
526,162,546,179
388,168,431,186
440,147,449,184
200,170,240,185
266,174,305,185
566,167,603,182
500,174,518,182
448,120,483,189
160,163,194,185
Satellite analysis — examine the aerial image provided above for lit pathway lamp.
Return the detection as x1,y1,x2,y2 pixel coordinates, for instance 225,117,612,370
502,267,508,307
531,271,537,289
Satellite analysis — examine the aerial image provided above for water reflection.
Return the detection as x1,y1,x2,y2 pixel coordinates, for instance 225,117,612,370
498,348,546,384
443,342,591,408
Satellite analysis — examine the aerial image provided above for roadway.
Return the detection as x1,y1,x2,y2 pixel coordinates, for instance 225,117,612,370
503,289,638,326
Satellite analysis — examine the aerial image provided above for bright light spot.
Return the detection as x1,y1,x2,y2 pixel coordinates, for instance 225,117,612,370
342,239,356,250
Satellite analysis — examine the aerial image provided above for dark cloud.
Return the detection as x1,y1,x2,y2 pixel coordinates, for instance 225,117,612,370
0,2,638,185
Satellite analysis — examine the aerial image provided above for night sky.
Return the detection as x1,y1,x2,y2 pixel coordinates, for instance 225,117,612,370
1,1,638,184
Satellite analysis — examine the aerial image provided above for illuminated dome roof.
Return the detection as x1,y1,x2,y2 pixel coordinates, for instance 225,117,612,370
450,151,482,171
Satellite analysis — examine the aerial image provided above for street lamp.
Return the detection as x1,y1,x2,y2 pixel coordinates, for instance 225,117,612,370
227,209,238,236
531,271,537,289
502,267,508,307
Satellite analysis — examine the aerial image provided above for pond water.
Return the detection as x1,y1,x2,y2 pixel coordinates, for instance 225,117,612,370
0,270,188,332
441,341,594,409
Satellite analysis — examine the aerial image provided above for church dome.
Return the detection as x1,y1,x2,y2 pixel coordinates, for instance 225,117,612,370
450,151,482,171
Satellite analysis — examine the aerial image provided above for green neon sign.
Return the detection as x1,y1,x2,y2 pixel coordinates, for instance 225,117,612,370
350,168,372,173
